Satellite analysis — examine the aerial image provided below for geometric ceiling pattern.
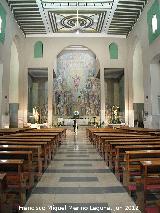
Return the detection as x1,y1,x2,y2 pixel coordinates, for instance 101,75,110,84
108,0,148,35
6,0,147,36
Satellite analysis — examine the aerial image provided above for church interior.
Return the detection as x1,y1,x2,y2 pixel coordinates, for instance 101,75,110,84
1,0,160,212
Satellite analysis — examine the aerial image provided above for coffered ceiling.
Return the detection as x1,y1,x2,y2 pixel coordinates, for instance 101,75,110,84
6,0,147,37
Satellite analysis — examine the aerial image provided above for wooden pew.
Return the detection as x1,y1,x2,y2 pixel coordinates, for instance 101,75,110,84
0,145,42,179
0,173,7,211
87,128,125,142
26,128,67,138
94,133,139,147
86,127,158,143
136,160,160,212
0,135,57,163
0,173,14,213
91,132,140,146
123,150,160,192
92,133,157,150
0,135,58,157
87,127,160,144
0,151,34,189
0,127,66,212
101,136,159,155
0,128,34,136
10,132,61,146
0,159,26,207
0,141,49,170
114,144,160,180
87,127,160,213
117,126,160,135
8,133,59,144
104,139,160,168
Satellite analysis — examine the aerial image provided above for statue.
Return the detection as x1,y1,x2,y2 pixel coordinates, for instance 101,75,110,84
111,105,121,124
33,107,39,123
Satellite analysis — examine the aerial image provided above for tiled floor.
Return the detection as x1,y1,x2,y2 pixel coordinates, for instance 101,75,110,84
23,128,141,213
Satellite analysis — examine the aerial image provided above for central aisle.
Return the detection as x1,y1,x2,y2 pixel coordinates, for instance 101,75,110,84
24,128,141,213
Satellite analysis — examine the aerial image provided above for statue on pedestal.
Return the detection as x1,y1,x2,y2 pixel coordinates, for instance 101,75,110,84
33,107,39,123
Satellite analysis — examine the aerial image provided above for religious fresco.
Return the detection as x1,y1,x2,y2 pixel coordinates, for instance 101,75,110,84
54,49,100,116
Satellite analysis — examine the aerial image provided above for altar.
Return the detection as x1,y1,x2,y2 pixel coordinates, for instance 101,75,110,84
61,118,89,126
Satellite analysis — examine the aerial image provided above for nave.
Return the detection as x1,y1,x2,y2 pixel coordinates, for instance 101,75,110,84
24,128,139,213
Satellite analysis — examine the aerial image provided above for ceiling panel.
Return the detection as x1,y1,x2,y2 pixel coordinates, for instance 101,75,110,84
6,0,148,36
108,0,147,35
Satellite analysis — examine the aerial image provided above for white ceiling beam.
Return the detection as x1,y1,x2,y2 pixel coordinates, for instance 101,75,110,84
42,2,112,10
101,0,120,34
36,0,52,33
42,0,113,3
26,32,126,38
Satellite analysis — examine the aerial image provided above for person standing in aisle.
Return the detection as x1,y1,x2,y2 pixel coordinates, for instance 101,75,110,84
73,119,78,134
73,119,76,132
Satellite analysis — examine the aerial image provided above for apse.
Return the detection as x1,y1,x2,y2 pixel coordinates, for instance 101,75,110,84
54,45,100,117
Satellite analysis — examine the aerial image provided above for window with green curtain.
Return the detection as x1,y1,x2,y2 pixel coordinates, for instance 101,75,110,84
109,43,118,59
34,41,43,58
0,3,6,44
147,0,160,44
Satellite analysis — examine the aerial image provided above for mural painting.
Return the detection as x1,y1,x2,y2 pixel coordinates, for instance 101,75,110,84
54,48,100,116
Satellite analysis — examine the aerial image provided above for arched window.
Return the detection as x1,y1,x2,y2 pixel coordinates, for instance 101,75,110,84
34,41,43,58
109,43,118,59
147,0,160,43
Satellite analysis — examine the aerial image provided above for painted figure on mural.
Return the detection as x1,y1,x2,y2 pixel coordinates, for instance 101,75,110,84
72,74,80,91
55,50,101,117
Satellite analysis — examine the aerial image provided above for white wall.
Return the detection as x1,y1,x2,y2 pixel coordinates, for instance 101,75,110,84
0,0,25,127
22,37,127,124
150,63,160,115
133,42,144,103
9,41,19,103
126,0,160,128
0,63,3,127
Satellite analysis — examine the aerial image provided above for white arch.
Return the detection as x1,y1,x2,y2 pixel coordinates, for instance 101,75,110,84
56,45,100,75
